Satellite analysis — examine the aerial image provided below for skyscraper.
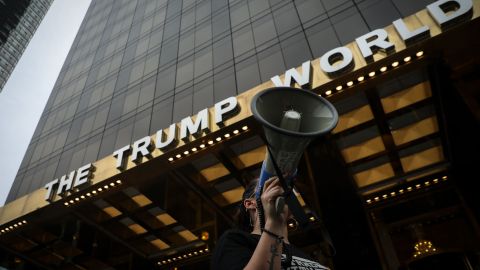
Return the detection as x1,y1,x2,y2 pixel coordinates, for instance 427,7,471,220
0,0,53,92
1,0,479,269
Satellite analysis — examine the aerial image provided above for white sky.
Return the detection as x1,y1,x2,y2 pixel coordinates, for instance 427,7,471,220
0,0,92,206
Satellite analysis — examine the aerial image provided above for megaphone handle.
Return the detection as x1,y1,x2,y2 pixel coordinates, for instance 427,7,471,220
275,196,285,217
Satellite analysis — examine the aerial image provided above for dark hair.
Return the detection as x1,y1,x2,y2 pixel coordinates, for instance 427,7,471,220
237,178,259,232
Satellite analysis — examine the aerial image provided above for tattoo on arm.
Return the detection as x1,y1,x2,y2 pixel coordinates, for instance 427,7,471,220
268,243,280,270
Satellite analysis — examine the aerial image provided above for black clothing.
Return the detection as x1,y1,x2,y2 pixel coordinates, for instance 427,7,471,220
212,229,329,270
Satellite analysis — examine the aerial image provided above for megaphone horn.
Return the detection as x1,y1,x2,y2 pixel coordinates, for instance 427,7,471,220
250,87,338,228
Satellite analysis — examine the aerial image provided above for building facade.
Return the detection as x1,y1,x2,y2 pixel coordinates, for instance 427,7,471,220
1,0,480,269
0,0,53,92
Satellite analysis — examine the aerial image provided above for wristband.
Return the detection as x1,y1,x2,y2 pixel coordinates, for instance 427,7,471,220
261,228,284,244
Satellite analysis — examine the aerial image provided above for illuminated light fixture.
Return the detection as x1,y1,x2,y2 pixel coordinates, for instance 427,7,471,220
233,130,239,134
13,224,18,228
335,85,342,91
442,175,448,181
75,197,80,201
382,194,388,199
404,56,411,62
200,144,206,148
188,253,192,256
64,202,69,206
366,199,372,204
173,258,177,261
390,192,396,196
415,184,421,189
407,187,413,191
104,185,109,189
416,51,424,57
167,156,173,161
116,180,122,184
98,187,103,192
288,222,295,228
374,197,380,201
392,61,399,67
325,90,332,96
368,71,375,77
194,251,198,255
424,181,430,186
9,226,13,230
5,228,9,231
176,154,181,158
1,230,4,233
309,216,315,221
80,195,86,199
413,240,437,258
192,147,198,152
69,200,74,203
157,262,162,265
208,140,214,145
184,150,189,155
110,182,115,187
92,190,97,195
399,189,404,193
433,179,439,183
86,193,92,197
162,261,167,264
347,81,353,87
357,76,365,82
201,231,209,241
216,137,221,142
205,248,209,252
380,66,387,72
168,259,172,263
199,250,204,253
224,133,230,138
183,255,188,258
177,256,182,259
242,126,248,131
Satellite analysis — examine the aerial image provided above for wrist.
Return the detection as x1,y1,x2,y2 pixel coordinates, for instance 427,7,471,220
264,220,284,235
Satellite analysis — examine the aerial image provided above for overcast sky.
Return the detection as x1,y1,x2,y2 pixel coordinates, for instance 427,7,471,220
0,0,92,206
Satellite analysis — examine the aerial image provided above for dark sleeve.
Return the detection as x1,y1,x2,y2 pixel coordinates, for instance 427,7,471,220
211,230,257,270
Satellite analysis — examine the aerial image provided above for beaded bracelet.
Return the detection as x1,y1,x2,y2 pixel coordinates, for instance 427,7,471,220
261,228,284,244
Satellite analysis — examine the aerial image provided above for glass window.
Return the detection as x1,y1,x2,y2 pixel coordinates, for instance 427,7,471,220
194,46,212,78
214,66,236,102
359,0,401,29
144,51,160,76
273,2,301,36
107,92,127,123
248,0,270,17
150,96,174,132
123,87,140,115
133,109,152,141
193,77,214,112
295,0,326,25
236,56,260,93
160,38,179,66
138,76,156,107
305,20,341,58
212,10,230,38
331,6,369,44
179,29,195,56
156,64,177,98
84,135,102,164
212,0,228,12
176,56,194,87
148,27,164,51
230,1,250,27
252,14,277,47
195,21,212,46
93,105,109,131
181,8,195,31
232,25,254,58
258,44,286,82
163,16,181,40
280,32,312,69
213,35,233,68
114,118,134,149
196,0,211,22
173,86,193,123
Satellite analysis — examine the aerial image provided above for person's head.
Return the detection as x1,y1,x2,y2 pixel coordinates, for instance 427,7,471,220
238,178,259,232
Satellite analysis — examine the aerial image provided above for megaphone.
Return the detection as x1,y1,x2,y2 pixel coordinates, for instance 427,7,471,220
250,87,338,228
